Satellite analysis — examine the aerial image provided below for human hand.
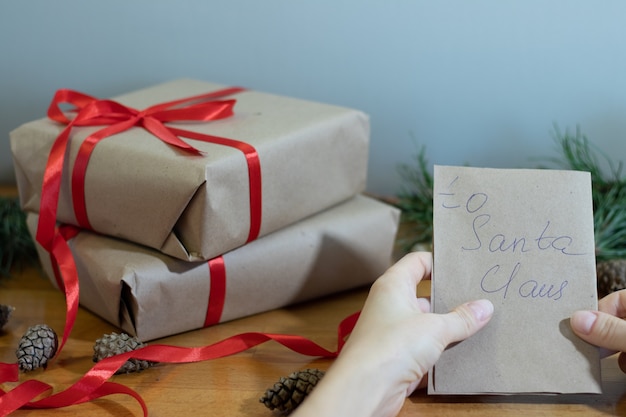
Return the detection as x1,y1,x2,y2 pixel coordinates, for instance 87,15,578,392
292,252,494,417
571,289,626,372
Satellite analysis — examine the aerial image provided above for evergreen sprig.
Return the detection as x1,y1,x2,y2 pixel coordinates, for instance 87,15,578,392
0,196,37,277
593,185,626,261
546,125,623,191
548,126,626,262
395,145,434,250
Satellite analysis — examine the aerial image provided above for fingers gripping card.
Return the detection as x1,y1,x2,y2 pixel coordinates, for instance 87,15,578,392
428,166,601,395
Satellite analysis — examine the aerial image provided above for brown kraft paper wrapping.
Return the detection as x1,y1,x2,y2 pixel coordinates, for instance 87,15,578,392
11,79,369,261
29,195,399,342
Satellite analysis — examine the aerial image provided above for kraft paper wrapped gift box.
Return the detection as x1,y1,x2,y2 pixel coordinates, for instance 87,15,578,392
11,79,369,261
28,195,400,342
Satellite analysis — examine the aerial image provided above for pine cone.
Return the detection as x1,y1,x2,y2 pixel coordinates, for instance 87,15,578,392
93,332,154,374
16,324,58,371
0,304,14,330
260,368,325,414
597,259,626,298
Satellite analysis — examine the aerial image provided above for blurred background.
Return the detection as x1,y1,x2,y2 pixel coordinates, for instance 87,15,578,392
2,1,626,196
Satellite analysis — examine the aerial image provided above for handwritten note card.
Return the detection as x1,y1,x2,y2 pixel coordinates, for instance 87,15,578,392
428,166,601,395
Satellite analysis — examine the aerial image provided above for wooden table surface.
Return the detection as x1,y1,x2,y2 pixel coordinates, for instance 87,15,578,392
3,265,626,417
2,186,626,416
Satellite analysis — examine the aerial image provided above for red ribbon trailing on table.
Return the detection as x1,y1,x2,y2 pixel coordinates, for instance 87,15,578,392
0,311,360,416
0,87,360,415
0,227,361,415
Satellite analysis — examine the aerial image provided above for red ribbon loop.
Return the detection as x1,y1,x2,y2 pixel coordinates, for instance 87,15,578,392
37,85,252,252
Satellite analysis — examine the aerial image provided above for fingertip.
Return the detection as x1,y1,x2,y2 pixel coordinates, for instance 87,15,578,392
570,310,598,336
416,297,431,313
445,299,494,344
619,352,626,374
467,299,494,323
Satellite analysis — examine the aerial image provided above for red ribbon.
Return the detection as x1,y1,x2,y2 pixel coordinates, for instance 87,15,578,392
0,317,359,415
205,257,227,326
36,86,263,254
49,227,81,354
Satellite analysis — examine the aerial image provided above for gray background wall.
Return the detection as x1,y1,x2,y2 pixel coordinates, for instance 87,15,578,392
2,1,626,196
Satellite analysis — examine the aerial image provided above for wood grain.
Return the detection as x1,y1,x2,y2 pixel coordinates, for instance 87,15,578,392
3,264,626,416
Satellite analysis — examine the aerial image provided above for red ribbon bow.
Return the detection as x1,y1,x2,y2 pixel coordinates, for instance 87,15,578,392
37,85,262,253
34,84,264,368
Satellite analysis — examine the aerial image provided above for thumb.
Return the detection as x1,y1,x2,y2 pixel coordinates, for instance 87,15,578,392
441,299,494,346
570,310,626,354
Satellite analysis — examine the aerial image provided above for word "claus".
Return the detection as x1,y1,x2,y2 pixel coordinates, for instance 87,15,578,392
480,262,568,301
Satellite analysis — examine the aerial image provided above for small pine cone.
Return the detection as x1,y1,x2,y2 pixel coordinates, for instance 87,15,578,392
260,368,325,414
16,324,58,372
0,304,14,330
93,332,154,374
597,259,626,298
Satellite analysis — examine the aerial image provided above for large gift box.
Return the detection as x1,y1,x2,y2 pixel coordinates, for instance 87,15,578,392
12,79,369,261
28,195,400,341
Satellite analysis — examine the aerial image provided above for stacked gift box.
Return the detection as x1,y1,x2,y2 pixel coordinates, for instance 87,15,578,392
10,79,400,341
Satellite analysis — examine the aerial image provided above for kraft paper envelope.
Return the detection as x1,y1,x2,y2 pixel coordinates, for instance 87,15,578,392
428,165,601,395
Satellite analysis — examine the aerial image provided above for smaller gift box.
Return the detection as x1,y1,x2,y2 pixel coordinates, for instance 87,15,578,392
12,79,369,261
28,195,399,341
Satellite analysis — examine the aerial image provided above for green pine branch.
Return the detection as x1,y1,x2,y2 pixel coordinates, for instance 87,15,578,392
395,145,434,250
548,125,626,262
0,196,38,277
